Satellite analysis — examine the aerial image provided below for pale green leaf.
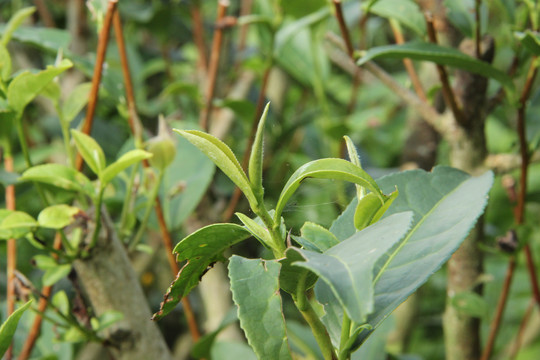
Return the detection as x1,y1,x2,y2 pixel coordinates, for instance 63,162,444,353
228,256,292,360
0,300,33,358
274,158,384,223
0,7,35,46
71,129,106,176
0,44,11,81
236,212,273,249
21,163,92,194
43,264,72,286
52,291,70,315
38,204,81,229
101,149,152,185
153,223,251,320
292,212,413,323
357,42,514,90
174,129,257,207
0,211,37,240
248,102,270,197
62,82,92,123
7,59,73,114
515,30,540,55
294,222,339,252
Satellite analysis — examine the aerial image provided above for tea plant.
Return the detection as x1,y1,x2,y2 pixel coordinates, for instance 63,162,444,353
153,104,493,359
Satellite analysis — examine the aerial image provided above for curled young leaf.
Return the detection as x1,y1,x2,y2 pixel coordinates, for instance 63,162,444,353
248,102,270,198
71,129,106,177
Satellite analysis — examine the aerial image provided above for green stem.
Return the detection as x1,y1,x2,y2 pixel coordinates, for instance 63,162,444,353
254,201,286,257
89,187,105,250
119,162,140,241
16,113,32,167
58,108,75,168
129,169,164,251
295,295,337,360
339,314,351,356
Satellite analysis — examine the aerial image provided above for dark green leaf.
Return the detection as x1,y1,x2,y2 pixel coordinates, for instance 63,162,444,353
292,212,413,323
0,25,71,52
0,169,19,186
357,42,514,90
229,256,292,360
0,300,33,358
153,224,251,320
279,249,318,295
515,30,540,55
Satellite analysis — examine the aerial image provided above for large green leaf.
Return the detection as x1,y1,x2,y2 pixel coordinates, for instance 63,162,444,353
71,129,106,177
153,224,251,320
368,0,425,36
0,300,33,358
7,59,73,115
274,158,384,223
330,166,493,344
291,212,413,323
357,42,514,90
0,25,71,52
228,256,292,360
21,163,92,194
173,129,258,208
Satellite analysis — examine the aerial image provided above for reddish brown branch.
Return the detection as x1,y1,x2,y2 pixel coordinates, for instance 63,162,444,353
75,0,117,170
480,256,516,360
5,155,16,360
390,20,427,101
112,8,201,341
424,12,464,125
509,300,534,359
191,1,208,70
223,66,272,222
332,0,354,59
33,0,56,28
237,0,254,55
200,0,229,131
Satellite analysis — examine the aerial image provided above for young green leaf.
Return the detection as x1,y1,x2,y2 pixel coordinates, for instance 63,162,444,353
357,42,514,90
173,129,258,208
21,163,92,194
274,158,384,223
153,223,251,320
354,189,398,231
0,210,37,240
0,44,12,81
0,7,35,46
62,82,92,124
0,300,33,358
228,256,292,360
291,212,413,323
294,222,339,252
7,59,73,115
236,212,274,249
71,129,106,177
43,264,72,286
248,102,270,198
38,204,81,229
344,135,364,200
101,149,152,185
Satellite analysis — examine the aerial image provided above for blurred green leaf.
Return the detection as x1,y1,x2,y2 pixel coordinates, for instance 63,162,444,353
229,256,292,359
52,291,70,315
43,264,72,286
38,204,81,229
153,224,251,320
357,42,514,90
368,0,426,35
515,30,540,55
0,210,37,240
450,291,489,319
0,300,33,358
62,83,92,123
192,308,238,359
7,59,73,115
21,164,92,194
101,149,152,185
91,311,124,332
0,7,35,46
0,44,11,81
71,129,106,177
210,341,257,360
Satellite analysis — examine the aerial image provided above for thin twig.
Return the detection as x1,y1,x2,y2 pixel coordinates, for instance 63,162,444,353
113,8,201,341
223,66,272,222
480,256,516,360
200,0,229,131
389,19,427,101
191,1,208,70
5,154,16,360
424,12,464,125
75,0,117,170
237,0,253,56
509,300,534,359
33,0,56,28
332,0,354,59
475,0,482,58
